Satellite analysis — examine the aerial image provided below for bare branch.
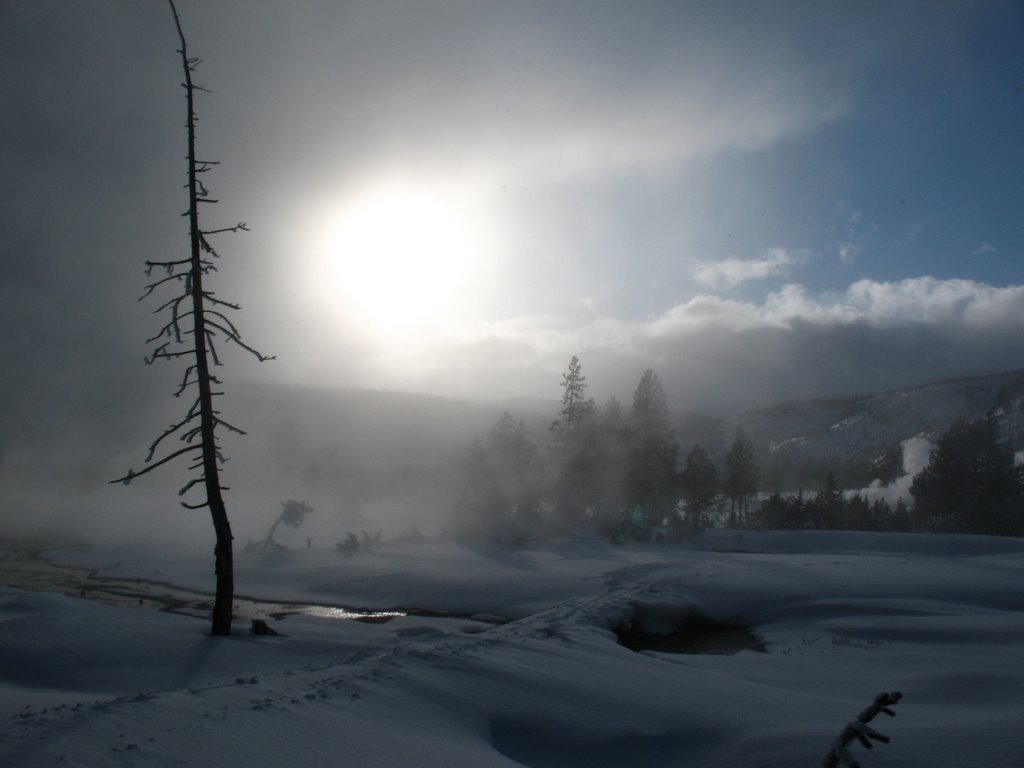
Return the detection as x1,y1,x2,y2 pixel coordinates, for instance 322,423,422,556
178,477,204,496
109,445,202,485
148,348,193,364
214,416,247,436
205,331,222,365
822,692,902,768
145,258,191,275
197,233,220,258
203,293,241,310
201,222,249,235
145,411,199,461
203,319,274,361
174,364,199,397
206,318,239,340
206,311,240,335
154,293,189,316
140,272,188,299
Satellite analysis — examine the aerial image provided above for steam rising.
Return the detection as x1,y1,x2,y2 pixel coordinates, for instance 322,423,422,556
859,435,935,505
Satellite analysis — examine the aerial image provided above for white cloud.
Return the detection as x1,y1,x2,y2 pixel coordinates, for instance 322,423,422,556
971,243,998,256
426,277,1024,375
838,242,860,265
831,202,874,265
843,277,1024,327
646,277,1024,337
692,247,811,290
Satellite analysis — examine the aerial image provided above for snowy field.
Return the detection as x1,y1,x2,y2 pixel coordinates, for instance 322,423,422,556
2,530,1024,767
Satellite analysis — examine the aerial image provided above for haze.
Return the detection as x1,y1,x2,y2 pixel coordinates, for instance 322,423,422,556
1,1,1022,541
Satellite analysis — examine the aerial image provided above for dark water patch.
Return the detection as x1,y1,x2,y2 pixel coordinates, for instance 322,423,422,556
616,615,766,655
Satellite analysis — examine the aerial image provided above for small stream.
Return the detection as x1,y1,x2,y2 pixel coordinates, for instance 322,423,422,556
0,542,405,623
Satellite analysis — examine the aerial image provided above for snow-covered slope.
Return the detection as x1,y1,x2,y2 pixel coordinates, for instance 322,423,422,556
731,369,1024,487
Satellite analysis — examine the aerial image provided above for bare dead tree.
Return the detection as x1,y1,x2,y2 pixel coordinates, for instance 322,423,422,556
111,0,273,636
822,691,903,768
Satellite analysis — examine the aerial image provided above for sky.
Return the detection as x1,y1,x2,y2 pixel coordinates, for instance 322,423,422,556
2,0,1023,446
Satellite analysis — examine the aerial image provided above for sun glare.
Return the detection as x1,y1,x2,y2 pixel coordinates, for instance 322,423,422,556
315,183,482,338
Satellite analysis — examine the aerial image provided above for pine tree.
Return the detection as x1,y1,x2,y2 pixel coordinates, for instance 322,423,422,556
724,428,758,528
456,411,544,543
814,470,844,530
626,369,679,526
550,355,592,438
549,356,598,526
892,497,912,532
868,497,892,531
681,443,718,531
910,415,1024,535
592,396,631,534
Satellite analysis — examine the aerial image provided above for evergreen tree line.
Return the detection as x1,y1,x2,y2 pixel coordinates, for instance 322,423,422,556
757,415,1024,536
453,358,1024,543
753,474,914,533
453,357,757,543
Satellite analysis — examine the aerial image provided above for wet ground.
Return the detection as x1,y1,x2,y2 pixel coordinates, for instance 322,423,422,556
2,540,762,655
0,540,403,623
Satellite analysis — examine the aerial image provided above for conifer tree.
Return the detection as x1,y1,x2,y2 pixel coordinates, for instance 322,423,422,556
724,428,758,527
814,470,844,529
550,355,592,437
592,396,630,532
550,356,598,526
681,443,718,531
456,411,544,542
910,415,1024,535
626,369,679,525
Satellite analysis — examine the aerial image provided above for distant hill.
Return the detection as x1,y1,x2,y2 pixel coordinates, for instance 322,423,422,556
226,370,1024,512
724,369,1024,491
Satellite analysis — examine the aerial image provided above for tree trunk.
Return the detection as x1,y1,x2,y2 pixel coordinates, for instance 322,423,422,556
263,515,284,547
209,491,235,635
174,0,233,636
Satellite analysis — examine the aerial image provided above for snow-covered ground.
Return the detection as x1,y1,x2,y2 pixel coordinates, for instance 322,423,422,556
3,530,1024,767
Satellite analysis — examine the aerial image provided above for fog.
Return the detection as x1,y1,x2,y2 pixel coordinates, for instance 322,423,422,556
0,375,555,547
3,1,1023,547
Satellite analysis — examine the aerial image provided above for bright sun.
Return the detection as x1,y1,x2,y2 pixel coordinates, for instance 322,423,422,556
316,183,481,337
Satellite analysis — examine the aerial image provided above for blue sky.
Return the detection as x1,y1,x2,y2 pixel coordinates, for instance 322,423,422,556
2,0,1023,417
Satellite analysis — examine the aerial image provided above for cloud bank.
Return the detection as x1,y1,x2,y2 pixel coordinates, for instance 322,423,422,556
379,277,1024,413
